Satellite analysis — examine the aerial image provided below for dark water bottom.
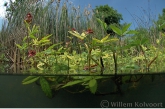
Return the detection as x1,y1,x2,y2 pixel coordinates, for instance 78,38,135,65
0,75,165,108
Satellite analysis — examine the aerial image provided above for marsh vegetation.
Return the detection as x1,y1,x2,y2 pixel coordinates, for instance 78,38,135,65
0,0,165,98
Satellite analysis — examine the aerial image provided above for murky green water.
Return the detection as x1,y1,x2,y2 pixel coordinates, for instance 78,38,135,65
0,75,165,108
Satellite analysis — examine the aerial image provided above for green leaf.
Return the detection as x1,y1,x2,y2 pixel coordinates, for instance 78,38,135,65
28,67,38,73
27,26,31,33
104,38,118,43
68,31,84,40
92,38,102,43
83,76,92,81
37,62,44,70
16,44,23,49
110,25,122,36
122,23,131,33
22,76,40,85
43,49,53,55
162,33,165,37
22,43,27,49
124,64,140,70
81,32,87,38
84,43,89,52
29,35,36,39
31,25,39,35
96,18,107,31
32,38,39,45
58,47,63,52
101,34,110,42
39,39,50,44
122,31,129,35
88,79,97,94
92,34,117,44
62,80,83,88
66,55,73,59
40,77,52,98
47,43,62,50
24,21,30,28
141,38,148,45
23,36,28,42
127,30,138,34
41,34,52,41
158,22,165,30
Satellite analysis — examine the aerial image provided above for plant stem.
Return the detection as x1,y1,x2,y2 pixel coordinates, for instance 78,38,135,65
139,45,148,72
113,51,117,76
67,57,69,74
100,56,104,75
88,49,92,73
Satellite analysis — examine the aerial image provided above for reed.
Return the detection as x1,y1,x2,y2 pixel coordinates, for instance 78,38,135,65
0,0,103,64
